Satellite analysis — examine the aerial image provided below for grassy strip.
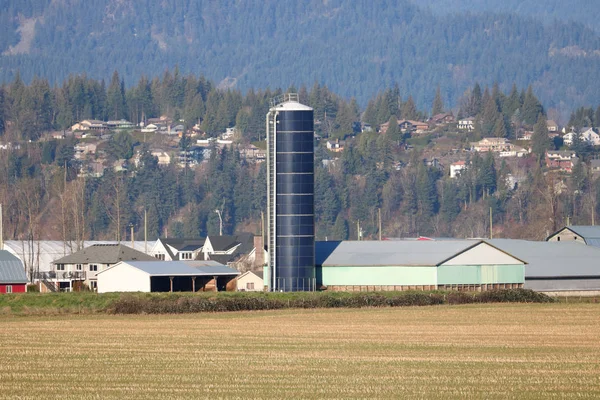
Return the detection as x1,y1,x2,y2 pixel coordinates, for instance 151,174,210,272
0,289,553,315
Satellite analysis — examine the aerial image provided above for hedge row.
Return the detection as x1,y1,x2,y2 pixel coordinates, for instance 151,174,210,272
110,289,554,314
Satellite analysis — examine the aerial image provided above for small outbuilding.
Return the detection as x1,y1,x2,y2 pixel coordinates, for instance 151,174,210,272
314,240,525,292
0,250,28,293
97,260,240,293
236,270,264,292
546,226,600,247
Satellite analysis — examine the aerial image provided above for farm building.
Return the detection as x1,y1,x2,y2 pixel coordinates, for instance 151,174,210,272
0,250,28,293
150,238,205,261
3,240,149,281
546,226,600,247
489,239,600,294
236,270,264,292
309,240,525,292
97,260,240,293
51,244,157,291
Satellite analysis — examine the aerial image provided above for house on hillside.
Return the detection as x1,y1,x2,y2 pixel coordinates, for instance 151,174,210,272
150,238,206,261
74,142,97,160
0,251,28,294
326,139,345,152
306,240,525,292
499,145,529,158
545,150,578,172
546,226,600,247
78,160,105,178
563,128,600,146
106,119,134,130
471,138,512,152
236,270,264,292
450,160,467,178
547,120,559,133
458,117,475,131
240,144,266,162
51,244,156,291
397,119,429,134
97,260,239,293
429,113,455,126
141,123,159,133
71,120,105,132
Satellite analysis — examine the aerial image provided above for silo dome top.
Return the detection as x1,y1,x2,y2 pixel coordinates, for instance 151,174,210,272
270,93,313,111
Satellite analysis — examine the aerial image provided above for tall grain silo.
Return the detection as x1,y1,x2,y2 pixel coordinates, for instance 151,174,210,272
266,93,315,291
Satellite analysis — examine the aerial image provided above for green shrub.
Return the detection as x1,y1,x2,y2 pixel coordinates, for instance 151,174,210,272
26,284,39,293
475,289,554,303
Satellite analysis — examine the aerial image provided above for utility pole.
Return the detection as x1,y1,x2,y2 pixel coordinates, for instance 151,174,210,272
0,203,3,251
260,211,264,243
489,207,493,239
378,208,382,241
129,223,134,249
144,209,148,254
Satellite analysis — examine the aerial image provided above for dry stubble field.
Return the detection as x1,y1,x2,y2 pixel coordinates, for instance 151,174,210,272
0,303,599,399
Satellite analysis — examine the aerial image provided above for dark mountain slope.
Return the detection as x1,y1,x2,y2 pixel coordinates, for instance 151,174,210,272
1,0,600,110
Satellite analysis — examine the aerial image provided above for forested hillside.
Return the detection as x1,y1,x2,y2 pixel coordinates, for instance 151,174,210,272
418,0,600,32
2,70,600,245
1,0,600,114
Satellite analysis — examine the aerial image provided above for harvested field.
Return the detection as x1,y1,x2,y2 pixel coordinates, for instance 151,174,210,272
0,303,599,399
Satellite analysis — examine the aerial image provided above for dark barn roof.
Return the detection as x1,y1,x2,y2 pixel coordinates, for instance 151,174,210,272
52,244,156,265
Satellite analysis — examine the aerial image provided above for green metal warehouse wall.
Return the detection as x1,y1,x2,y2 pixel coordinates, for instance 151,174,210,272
321,266,438,287
437,265,525,285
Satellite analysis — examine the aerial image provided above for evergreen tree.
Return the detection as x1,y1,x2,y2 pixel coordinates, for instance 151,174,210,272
531,114,551,162
386,115,401,143
332,214,349,240
468,83,483,117
504,83,521,118
416,164,438,216
401,95,418,120
431,86,444,116
521,85,543,125
106,71,126,120
440,180,460,223
493,117,507,138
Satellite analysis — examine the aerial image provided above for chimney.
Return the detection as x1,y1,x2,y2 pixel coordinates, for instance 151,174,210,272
253,235,264,268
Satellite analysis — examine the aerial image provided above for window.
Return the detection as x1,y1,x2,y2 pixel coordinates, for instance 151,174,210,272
89,265,98,272
6,285,12,294
246,282,255,290
56,264,65,271
76,264,82,271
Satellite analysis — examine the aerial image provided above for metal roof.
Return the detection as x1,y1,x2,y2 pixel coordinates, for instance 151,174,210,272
4,241,150,273
105,260,240,277
0,250,28,284
548,226,600,246
272,101,313,112
315,240,488,267
52,244,156,265
489,239,600,278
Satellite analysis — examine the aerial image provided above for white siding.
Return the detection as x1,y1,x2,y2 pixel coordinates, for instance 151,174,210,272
443,242,523,266
236,272,264,291
97,262,151,293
